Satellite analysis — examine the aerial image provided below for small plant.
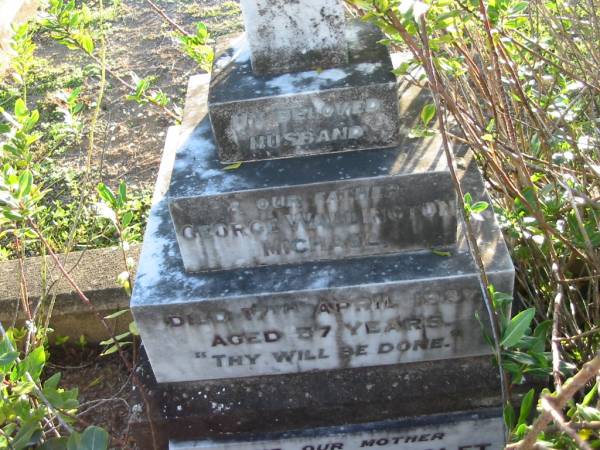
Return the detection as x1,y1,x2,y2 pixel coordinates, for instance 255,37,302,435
463,192,489,222
127,73,170,108
0,327,109,449
99,311,139,356
177,22,214,73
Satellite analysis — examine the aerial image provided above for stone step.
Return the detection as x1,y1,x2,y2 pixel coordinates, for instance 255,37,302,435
208,20,401,163
129,351,504,449
171,82,456,273
131,157,513,383
169,408,504,450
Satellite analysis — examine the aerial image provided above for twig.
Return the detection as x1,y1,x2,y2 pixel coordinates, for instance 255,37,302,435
509,355,600,450
551,289,565,389
143,0,191,37
420,7,510,399
541,396,593,450
554,326,600,343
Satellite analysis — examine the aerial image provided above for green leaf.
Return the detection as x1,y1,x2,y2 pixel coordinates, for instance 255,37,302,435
96,183,116,207
509,1,529,14
470,201,489,213
577,405,600,422
393,61,412,76
118,181,127,205
12,380,35,395
79,426,109,450
101,342,130,356
420,103,436,126
79,34,94,54
43,372,62,391
121,211,133,228
11,420,41,449
582,382,598,406
533,320,552,340
23,345,46,380
504,402,516,430
17,170,33,198
67,431,82,450
195,22,209,41
224,161,242,170
431,249,451,257
463,192,472,206
39,437,69,450
501,308,535,348
104,309,129,320
530,320,552,352
517,389,535,427
129,321,139,336
0,351,19,370
14,98,28,118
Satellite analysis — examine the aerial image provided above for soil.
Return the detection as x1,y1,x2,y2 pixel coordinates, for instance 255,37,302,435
46,343,136,449
32,0,242,191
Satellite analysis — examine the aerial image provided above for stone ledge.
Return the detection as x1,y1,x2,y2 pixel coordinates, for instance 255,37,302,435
0,244,139,342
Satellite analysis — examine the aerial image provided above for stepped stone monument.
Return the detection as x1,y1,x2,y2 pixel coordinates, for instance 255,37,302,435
129,1,515,448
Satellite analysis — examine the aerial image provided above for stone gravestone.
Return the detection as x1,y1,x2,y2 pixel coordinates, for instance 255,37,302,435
129,1,514,448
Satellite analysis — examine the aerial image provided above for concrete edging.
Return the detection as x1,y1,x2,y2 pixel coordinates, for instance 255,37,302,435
0,244,139,342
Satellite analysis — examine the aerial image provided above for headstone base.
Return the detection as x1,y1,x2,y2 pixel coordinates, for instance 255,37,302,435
129,351,503,449
170,408,505,449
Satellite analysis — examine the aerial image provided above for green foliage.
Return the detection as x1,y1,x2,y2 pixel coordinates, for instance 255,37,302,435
126,73,170,107
463,192,489,222
350,1,600,446
178,22,215,73
99,310,138,357
477,286,555,385
94,181,145,294
38,0,181,118
0,93,151,259
41,0,96,55
10,24,37,89
0,329,108,449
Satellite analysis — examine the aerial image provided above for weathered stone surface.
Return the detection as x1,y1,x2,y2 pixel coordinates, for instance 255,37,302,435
129,350,503,449
208,21,400,163
0,244,139,342
170,409,504,449
174,86,454,272
130,74,514,383
132,141,512,383
133,199,511,383
239,0,347,75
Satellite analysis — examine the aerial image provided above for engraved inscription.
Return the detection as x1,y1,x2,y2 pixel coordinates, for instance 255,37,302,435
231,98,383,152
170,414,504,450
170,178,457,271
146,282,491,380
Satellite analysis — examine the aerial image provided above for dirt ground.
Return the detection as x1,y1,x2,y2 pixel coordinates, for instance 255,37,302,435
47,343,136,448
34,0,242,191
